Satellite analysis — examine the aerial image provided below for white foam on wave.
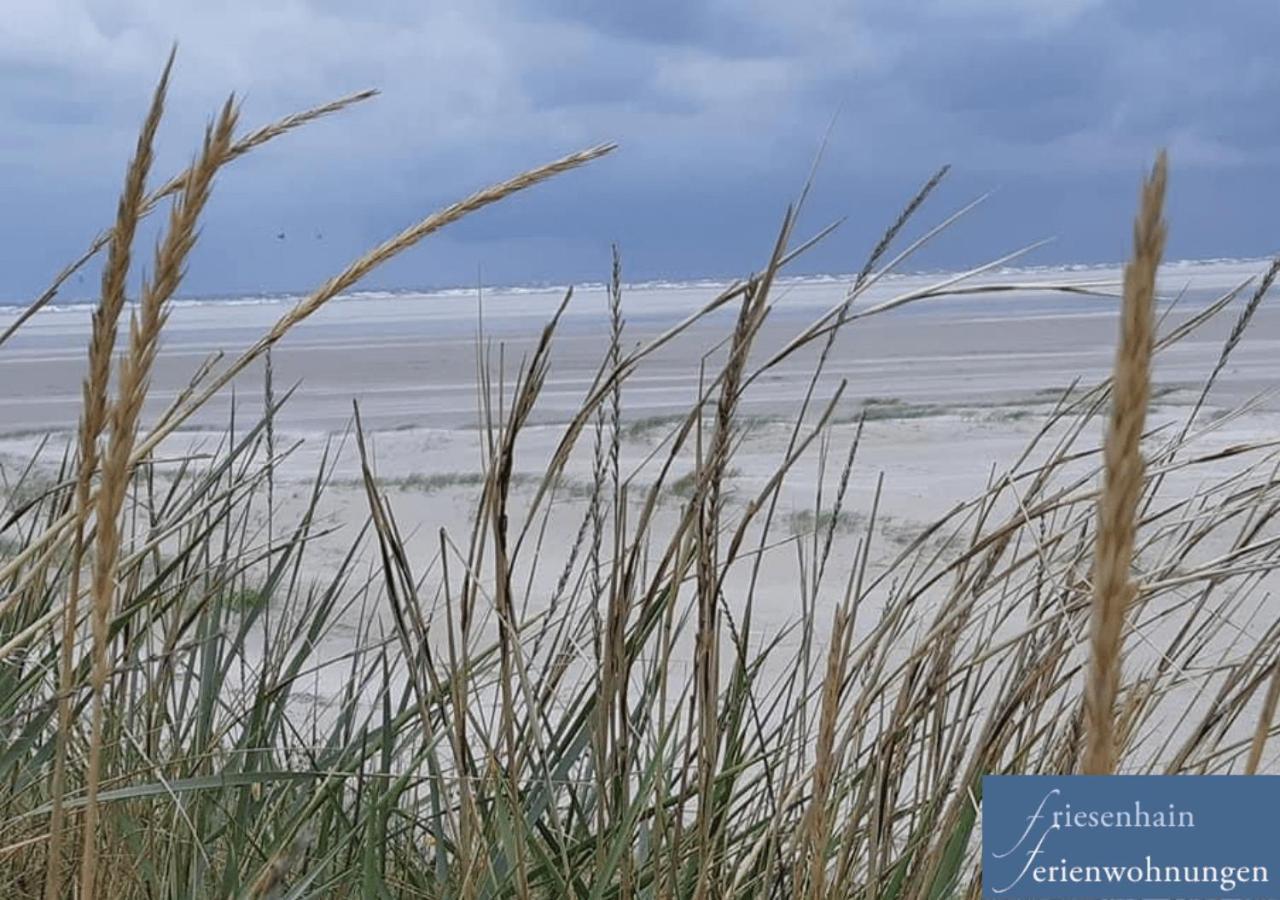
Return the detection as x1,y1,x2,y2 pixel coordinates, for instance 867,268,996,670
2,256,1273,320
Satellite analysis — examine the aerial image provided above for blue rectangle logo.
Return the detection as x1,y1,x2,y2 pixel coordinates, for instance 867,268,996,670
983,775,1280,897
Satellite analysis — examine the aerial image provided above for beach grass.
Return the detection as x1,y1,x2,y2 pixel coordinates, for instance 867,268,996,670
3,59,1280,898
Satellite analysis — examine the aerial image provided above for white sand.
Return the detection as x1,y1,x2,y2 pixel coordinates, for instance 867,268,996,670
3,258,1279,707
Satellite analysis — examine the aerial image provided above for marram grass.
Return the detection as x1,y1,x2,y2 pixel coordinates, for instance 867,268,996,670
2,56,1280,899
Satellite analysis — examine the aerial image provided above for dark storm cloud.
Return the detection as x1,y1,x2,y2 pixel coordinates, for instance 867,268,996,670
0,0,1277,303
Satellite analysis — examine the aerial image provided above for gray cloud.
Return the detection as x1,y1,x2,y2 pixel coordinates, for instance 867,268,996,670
1,0,1277,302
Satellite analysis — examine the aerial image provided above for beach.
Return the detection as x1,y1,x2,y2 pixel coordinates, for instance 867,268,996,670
9,10,1278,893
3,259,1279,436
4,258,1278,697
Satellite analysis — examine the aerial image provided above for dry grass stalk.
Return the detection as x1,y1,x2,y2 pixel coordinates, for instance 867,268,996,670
693,274,771,899
80,97,239,896
438,525,479,900
248,823,315,899
127,143,616,461
487,293,575,900
43,51,174,900
1082,151,1167,775
0,90,376,351
254,144,612,347
801,603,854,899
589,246,631,891
0,124,603,609
1247,657,1280,774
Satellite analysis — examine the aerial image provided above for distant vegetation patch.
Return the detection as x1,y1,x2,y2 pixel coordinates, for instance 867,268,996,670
623,413,777,442
623,414,687,441
985,408,1035,423
670,466,742,500
336,470,597,498
789,508,862,536
832,397,953,423
392,472,489,492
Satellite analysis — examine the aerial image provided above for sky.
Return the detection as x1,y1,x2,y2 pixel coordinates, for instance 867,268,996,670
1,0,1278,302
